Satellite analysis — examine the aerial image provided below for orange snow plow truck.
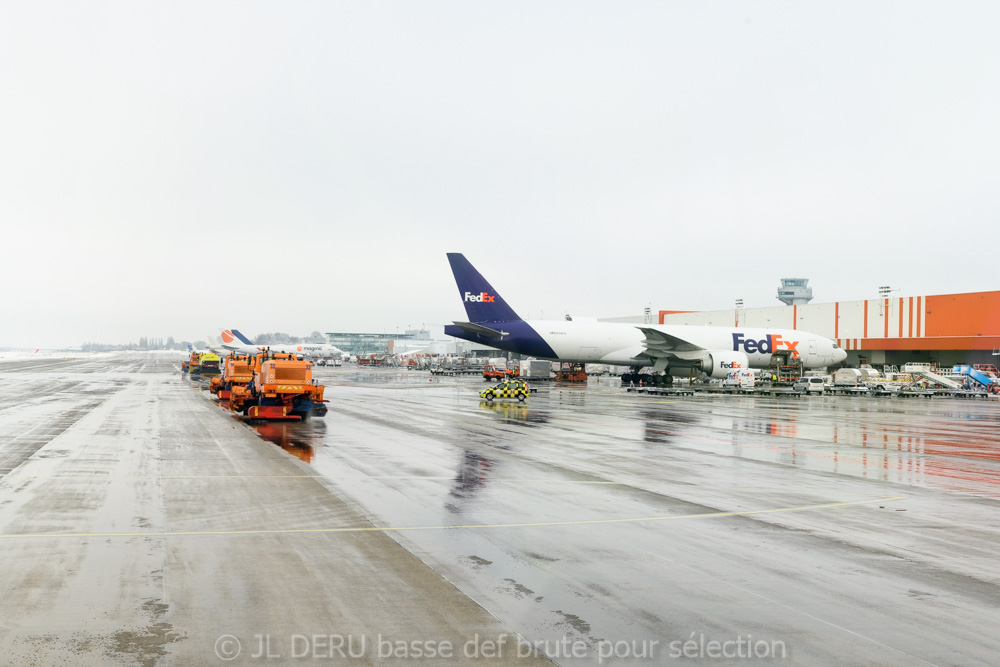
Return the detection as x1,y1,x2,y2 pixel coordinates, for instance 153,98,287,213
210,353,254,400
229,351,328,420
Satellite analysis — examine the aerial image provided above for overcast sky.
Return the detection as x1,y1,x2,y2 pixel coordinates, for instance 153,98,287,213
2,2,998,348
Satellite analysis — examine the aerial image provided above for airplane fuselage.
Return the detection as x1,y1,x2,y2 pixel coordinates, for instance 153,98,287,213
445,320,842,370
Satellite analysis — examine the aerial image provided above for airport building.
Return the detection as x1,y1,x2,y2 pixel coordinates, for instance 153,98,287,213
324,332,416,356
658,288,1000,368
324,330,489,357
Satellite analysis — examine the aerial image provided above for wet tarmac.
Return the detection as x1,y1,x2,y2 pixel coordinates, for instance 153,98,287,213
2,353,1000,665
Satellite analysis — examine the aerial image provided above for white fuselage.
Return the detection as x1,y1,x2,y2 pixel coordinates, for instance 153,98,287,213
524,320,844,369
218,341,344,359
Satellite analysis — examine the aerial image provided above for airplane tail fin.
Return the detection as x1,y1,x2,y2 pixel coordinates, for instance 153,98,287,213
186,343,194,352
222,329,254,345
447,253,521,323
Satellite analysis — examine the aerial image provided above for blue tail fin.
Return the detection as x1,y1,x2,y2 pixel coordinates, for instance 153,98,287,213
230,329,254,345
447,253,521,323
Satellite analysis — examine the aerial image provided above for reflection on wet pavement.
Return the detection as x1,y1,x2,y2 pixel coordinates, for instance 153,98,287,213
478,401,548,426
446,451,494,512
252,420,326,463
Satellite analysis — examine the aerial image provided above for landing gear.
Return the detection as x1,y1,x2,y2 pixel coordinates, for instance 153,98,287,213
620,367,672,386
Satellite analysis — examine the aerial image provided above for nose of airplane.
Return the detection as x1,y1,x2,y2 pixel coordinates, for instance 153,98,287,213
835,348,847,364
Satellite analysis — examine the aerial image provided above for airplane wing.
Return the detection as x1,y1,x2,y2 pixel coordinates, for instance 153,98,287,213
636,327,706,371
637,327,706,354
452,321,509,338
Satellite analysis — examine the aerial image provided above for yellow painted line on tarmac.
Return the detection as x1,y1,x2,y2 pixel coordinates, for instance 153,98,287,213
47,474,624,482
0,495,904,540
46,474,881,492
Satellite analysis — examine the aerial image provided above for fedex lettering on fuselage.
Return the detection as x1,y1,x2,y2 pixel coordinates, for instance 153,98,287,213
464,292,496,303
732,333,800,358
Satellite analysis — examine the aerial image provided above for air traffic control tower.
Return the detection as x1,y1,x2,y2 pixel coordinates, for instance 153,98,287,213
777,278,813,306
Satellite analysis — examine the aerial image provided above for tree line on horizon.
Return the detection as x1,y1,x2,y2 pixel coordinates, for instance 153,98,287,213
80,332,327,352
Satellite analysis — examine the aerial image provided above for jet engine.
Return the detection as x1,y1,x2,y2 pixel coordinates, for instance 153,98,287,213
699,351,751,379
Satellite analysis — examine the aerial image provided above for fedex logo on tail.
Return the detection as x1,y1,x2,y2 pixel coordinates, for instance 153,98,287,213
732,333,800,358
464,291,496,303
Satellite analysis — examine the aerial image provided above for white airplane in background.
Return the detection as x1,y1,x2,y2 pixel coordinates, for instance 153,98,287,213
217,329,348,360
444,253,847,382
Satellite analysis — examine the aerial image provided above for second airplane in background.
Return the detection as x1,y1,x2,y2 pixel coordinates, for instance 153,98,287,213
218,329,348,361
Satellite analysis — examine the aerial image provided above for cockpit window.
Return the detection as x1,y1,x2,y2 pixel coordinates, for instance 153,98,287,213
832,344,840,349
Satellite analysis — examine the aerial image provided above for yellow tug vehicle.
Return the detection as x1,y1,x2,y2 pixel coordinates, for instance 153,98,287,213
210,353,254,401
229,351,327,420
195,352,221,377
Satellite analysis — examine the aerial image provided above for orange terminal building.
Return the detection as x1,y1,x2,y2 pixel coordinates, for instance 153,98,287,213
658,289,1000,369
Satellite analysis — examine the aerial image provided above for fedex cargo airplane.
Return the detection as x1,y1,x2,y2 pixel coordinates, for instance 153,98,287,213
217,329,347,360
444,253,847,381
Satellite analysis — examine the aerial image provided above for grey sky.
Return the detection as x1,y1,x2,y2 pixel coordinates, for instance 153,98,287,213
2,2,998,348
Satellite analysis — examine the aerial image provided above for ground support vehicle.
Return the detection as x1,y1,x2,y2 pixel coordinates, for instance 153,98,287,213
229,352,327,420
793,376,827,394
480,379,534,402
189,352,219,377
482,364,519,380
183,351,200,374
519,358,554,381
432,365,487,376
954,365,1000,394
210,353,254,402
764,350,803,386
555,363,588,382
901,363,961,389
723,369,757,391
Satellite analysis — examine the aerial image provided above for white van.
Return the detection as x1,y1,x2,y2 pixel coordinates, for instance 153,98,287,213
723,369,756,388
793,376,826,393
